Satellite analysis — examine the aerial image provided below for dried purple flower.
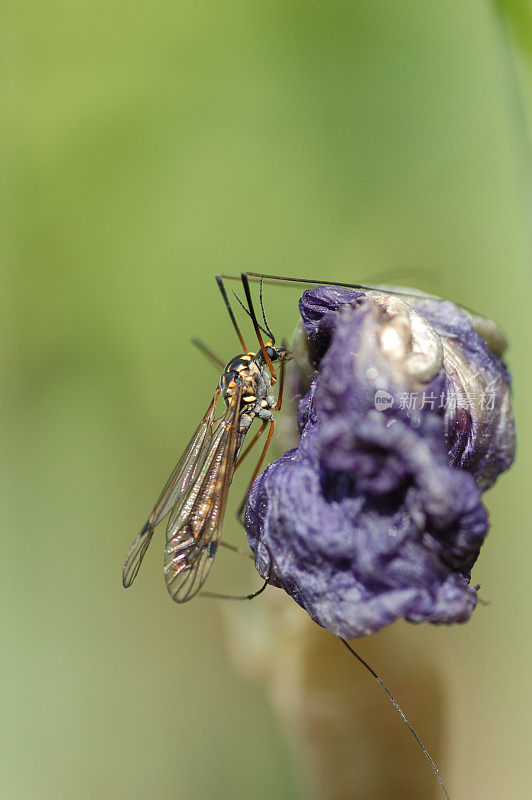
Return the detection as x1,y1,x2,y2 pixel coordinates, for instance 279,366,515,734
245,286,515,639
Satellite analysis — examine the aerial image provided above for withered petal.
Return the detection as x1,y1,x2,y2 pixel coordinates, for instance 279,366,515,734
245,286,515,638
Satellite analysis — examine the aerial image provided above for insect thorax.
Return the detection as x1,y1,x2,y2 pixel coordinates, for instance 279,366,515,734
219,352,276,432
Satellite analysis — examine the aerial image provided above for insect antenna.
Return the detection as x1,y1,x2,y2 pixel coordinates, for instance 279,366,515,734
231,290,272,341
340,638,451,800
258,277,276,343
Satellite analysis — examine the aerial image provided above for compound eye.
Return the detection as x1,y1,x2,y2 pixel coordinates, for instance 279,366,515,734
266,345,276,360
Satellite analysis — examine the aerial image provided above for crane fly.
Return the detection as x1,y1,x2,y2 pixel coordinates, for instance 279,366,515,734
122,270,459,799
122,274,288,602
122,268,457,604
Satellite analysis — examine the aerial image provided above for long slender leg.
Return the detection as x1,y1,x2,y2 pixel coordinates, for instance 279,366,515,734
246,271,402,293
340,639,451,800
223,270,480,318
199,421,277,601
220,271,383,293
237,418,275,521
199,442,274,598
251,270,481,318
199,540,274,601
219,271,446,308
215,274,249,353
198,572,270,601
240,273,277,383
191,337,225,369
218,540,253,560
234,420,268,470
359,266,443,288
275,346,287,411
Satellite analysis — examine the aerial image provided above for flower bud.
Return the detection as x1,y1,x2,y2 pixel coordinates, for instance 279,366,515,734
245,286,515,639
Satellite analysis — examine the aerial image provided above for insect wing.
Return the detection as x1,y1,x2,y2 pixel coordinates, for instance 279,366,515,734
163,385,243,602
122,389,220,588
122,521,155,588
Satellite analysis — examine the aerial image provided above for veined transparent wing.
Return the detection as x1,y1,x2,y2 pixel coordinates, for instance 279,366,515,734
163,384,243,603
122,388,221,588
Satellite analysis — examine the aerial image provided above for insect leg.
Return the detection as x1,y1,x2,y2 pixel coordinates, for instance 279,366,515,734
240,273,277,383
358,266,443,290
220,271,448,308
199,541,274,601
340,639,451,800
220,271,376,294
218,540,254,560
245,271,393,292
199,421,277,601
191,337,225,369
234,420,268,470
246,270,442,294
275,344,288,411
236,418,275,522
215,274,249,353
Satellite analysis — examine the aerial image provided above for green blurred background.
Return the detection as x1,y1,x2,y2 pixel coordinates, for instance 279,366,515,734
3,1,531,798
